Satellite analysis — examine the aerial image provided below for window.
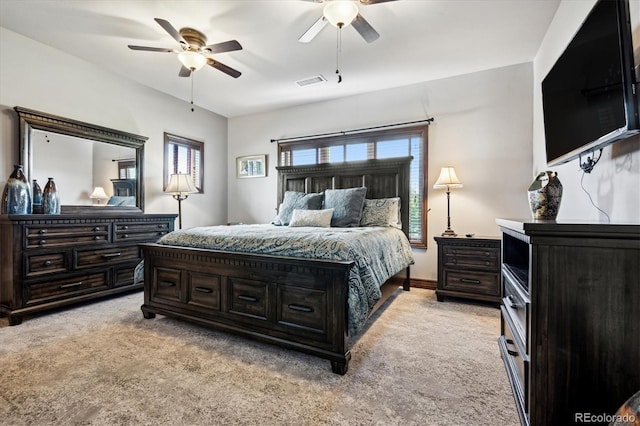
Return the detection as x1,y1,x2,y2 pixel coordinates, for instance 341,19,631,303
163,133,204,193
278,126,428,246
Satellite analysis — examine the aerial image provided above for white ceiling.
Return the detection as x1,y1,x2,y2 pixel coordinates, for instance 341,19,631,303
0,0,560,118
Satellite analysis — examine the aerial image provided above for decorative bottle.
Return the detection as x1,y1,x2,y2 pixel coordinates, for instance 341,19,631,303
1,165,32,214
42,177,61,214
32,179,43,214
528,171,563,220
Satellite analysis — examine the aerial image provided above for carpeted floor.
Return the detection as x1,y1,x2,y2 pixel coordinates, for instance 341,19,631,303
0,288,518,426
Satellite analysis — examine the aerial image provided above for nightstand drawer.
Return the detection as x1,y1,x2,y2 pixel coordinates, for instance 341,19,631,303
443,246,500,271
442,270,500,296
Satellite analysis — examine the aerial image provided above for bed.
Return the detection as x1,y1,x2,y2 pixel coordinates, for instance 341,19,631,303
140,157,414,374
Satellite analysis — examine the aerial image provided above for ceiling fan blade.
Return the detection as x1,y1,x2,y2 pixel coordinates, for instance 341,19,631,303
128,45,176,52
204,40,242,54
179,66,192,77
154,18,188,48
298,16,328,43
207,59,241,78
359,0,397,4
352,13,379,43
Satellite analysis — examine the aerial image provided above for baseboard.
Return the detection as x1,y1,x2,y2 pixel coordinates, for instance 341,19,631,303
410,278,436,290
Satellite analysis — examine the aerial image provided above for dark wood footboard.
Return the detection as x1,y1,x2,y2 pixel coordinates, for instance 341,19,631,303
141,243,362,373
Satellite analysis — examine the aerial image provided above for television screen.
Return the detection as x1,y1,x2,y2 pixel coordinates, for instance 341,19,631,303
542,0,639,166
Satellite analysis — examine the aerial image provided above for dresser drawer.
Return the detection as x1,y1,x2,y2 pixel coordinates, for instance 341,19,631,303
113,264,137,288
75,246,140,269
228,277,269,321
277,285,326,335
442,270,500,296
26,272,108,305
25,252,68,277
26,224,109,248
443,245,500,271
499,313,528,415
502,271,530,345
114,222,171,242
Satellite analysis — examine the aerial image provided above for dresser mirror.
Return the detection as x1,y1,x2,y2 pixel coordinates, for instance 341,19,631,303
15,106,146,212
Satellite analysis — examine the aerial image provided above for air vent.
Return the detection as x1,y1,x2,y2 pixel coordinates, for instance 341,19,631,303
296,75,327,87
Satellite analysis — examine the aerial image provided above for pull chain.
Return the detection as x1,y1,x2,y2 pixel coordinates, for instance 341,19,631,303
336,24,343,83
190,71,195,112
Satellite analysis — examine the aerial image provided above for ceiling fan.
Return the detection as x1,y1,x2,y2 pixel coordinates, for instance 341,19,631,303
299,0,396,44
128,18,242,78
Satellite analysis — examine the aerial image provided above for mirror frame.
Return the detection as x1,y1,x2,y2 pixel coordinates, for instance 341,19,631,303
14,106,147,212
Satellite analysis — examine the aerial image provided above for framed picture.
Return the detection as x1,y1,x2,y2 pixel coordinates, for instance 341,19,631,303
236,154,267,178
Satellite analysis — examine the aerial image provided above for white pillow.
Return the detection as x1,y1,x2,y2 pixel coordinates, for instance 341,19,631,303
289,208,334,228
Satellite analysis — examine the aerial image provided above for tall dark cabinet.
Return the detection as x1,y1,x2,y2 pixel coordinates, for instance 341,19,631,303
496,219,639,426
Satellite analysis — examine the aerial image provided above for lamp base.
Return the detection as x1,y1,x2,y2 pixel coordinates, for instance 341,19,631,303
441,228,457,237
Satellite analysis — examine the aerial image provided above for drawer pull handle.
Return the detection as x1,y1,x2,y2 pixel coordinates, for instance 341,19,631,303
238,295,258,303
60,281,83,289
194,287,213,294
460,278,480,284
288,304,313,313
123,225,129,230
94,227,101,231
123,234,129,239
505,338,519,357
101,252,122,259
38,229,47,234
44,260,53,266
39,239,47,245
485,252,490,257
506,295,519,309
159,281,176,287
158,224,165,229
94,236,101,241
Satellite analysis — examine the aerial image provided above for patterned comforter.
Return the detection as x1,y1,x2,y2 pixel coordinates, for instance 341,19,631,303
157,224,415,335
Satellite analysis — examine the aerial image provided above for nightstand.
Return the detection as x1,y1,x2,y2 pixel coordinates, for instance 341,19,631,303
434,236,501,305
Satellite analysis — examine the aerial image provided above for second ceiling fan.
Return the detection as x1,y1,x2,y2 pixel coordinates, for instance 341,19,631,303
299,0,396,44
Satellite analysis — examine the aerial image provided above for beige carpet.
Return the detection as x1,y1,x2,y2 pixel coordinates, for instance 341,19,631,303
0,288,518,426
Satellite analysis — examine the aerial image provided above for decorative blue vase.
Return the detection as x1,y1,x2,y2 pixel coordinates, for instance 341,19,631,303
1,165,32,214
42,177,61,214
32,179,43,214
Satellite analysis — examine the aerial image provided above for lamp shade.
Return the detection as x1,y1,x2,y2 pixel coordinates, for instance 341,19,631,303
165,173,198,195
89,186,109,199
433,167,463,189
178,51,207,71
323,1,359,27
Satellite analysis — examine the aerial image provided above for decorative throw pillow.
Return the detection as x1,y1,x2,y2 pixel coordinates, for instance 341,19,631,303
323,187,367,227
272,191,324,226
289,208,334,228
360,197,401,228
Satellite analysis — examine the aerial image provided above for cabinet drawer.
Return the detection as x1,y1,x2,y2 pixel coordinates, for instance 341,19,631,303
26,224,110,248
26,272,108,305
75,246,140,269
186,272,221,311
152,267,182,303
228,277,269,321
502,272,529,345
114,222,171,242
26,252,68,277
277,286,326,335
443,246,499,271
113,264,141,288
500,308,529,414
442,270,500,296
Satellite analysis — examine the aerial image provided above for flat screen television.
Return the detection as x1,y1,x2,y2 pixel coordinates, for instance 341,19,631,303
542,0,639,168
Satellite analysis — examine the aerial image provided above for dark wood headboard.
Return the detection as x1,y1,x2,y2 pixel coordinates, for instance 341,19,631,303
276,157,412,237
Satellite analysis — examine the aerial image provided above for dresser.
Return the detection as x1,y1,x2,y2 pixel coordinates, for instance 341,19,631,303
434,236,501,305
496,219,640,426
0,212,176,325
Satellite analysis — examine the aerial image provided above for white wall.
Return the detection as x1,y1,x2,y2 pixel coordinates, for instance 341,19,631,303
533,0,640,223
0,27,228,229
228,63,534,281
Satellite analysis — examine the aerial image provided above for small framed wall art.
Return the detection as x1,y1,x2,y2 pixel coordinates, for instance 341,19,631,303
236,154,267,178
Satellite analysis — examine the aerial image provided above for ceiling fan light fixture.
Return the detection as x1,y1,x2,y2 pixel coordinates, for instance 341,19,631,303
323,1,358,28
178,50,207,71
